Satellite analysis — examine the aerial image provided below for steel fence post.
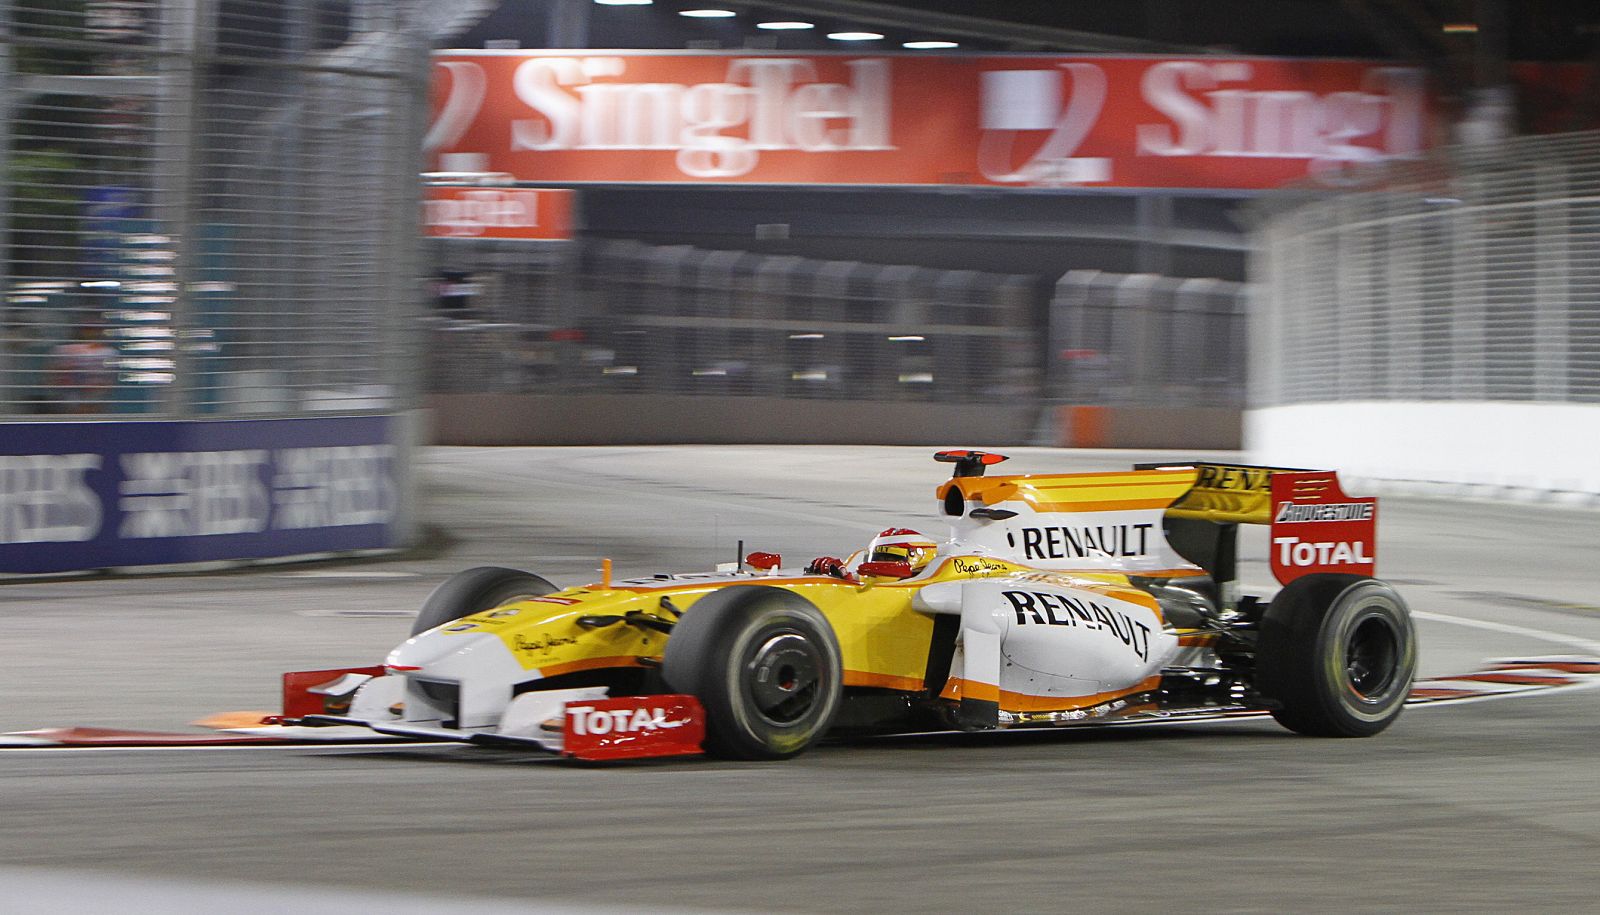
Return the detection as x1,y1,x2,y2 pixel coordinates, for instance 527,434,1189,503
1054,270,1096,405
1247,221,1280,410
1450,173,1488,400
1334,197,1360,402
1173,277,1214,403
385,6,430,415
1390,194,1423,400
0,1,11,405
155,0,208,416
755,254,800,397
1534,162,1571,402
1115,273,1160,406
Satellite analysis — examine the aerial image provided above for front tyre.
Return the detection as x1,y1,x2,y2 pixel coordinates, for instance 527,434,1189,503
1255,574,1416,737
662,586,843,760
411,566,556,636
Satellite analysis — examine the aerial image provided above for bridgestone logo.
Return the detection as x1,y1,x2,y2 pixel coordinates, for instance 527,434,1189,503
1274,502,1373,523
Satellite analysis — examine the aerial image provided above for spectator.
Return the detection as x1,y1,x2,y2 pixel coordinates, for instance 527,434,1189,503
50,322,116,414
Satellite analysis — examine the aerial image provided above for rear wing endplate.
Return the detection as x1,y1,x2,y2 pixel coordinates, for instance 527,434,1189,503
1135,462,1378,586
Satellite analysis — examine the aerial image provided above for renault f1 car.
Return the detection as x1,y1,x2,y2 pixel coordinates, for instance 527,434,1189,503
279,452,1416,761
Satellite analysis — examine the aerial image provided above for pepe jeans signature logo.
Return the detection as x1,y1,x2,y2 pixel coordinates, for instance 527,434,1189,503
953,557,1010,576
513,633,578,655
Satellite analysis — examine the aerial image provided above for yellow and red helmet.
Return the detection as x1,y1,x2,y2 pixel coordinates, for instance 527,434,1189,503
865,528,938,574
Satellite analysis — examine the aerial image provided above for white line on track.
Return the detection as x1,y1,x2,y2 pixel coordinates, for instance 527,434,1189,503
1399,608,1600,707
1412,608,1600,654
1406,679,1600,709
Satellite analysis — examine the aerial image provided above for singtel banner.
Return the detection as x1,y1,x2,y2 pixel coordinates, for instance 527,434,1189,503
0,416,406,574
429,52,1433,190
424,186,574,240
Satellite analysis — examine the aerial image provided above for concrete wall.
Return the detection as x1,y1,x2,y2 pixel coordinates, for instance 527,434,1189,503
426,394,1241,449
1247,402,1600,499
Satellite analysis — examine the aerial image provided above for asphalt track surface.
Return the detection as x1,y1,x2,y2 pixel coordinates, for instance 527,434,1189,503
3,446,1600,913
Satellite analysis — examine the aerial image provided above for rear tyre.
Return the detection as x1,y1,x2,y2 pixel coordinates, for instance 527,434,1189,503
411,566,556,636
1255,574,1416,737
662,586,843,760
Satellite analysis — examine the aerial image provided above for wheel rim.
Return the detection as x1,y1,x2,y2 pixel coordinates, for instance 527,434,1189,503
744,630,823,726
1345,613,1400,701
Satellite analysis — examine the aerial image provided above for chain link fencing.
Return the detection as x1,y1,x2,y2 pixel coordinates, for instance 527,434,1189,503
1252,129,1600,409
427,238,1045,404
1048,269,1247,408
422,231,576,396
1,0,429,419
0,2,1250,424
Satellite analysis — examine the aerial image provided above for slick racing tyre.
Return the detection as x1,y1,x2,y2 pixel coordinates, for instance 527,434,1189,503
411,566,557,636
1255,574,1416,737
662,586,843,761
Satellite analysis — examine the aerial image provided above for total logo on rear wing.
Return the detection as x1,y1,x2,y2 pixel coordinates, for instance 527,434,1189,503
1268,471,1376,584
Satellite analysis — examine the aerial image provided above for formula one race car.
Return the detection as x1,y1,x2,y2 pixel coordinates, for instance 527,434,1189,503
276,452,1416,761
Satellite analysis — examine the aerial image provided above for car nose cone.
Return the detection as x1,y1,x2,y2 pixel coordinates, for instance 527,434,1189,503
387,628,504,673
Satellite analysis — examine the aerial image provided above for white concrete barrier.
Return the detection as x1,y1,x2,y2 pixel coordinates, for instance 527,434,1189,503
1246,401,1600,501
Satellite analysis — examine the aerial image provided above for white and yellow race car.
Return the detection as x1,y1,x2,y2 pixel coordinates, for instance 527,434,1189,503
280,451,1416,761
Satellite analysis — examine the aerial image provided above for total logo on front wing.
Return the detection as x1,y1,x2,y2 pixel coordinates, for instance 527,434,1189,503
565,704,684,736
559,695,706,761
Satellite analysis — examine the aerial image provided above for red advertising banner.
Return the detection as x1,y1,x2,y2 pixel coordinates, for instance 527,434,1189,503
423,186,574,239
429,51,1435,190
1269,471,1378,585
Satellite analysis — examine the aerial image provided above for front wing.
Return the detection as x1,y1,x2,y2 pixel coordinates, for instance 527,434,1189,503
284,670,706,761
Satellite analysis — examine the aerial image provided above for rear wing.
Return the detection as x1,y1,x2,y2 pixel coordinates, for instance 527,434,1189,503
934,453,1378,593
1135,462,1377,587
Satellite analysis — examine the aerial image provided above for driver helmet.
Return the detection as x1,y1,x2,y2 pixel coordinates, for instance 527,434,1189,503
866,528,938,574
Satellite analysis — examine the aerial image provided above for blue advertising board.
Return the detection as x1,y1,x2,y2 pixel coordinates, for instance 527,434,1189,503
0,415,410,574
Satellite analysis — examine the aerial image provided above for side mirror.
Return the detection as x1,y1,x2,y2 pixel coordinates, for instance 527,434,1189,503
745,551,781,571
857,560,913,580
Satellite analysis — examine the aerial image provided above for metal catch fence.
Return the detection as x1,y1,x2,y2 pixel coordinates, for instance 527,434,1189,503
1252,129,1600,408
1049,269,1247,407
1,1,430,419
428,239,1043,404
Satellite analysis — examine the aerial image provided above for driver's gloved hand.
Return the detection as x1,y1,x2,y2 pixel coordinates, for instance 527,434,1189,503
805,556,849,578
